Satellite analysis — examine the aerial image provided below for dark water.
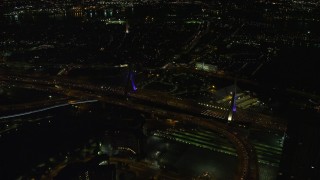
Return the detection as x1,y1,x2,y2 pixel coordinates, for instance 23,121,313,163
0,103,143,179
256,47,320,94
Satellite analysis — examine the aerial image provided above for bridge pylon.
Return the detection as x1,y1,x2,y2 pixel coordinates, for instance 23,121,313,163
227,78,237,122
125,64,137,96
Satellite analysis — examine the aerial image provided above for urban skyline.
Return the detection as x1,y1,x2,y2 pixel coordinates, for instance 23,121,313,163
1,0,320,179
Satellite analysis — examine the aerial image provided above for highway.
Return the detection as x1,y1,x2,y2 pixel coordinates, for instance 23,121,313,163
0,73,259,180
2,73,286,132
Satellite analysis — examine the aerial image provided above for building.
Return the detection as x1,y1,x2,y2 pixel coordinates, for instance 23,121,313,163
195,62,218,72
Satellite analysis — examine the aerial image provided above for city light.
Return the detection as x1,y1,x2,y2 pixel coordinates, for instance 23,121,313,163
0,0,318,179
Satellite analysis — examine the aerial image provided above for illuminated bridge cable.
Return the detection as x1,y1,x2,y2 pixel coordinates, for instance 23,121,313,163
0,100,98,120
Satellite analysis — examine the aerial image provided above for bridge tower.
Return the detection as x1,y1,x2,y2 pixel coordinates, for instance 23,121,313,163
125,21,130,34
125,64,137,95
227,78,237,122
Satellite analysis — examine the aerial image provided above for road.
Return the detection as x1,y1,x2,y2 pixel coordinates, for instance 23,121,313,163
0,73,286,132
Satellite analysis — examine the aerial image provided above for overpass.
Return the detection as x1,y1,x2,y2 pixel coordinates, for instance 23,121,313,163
1,74,286,132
